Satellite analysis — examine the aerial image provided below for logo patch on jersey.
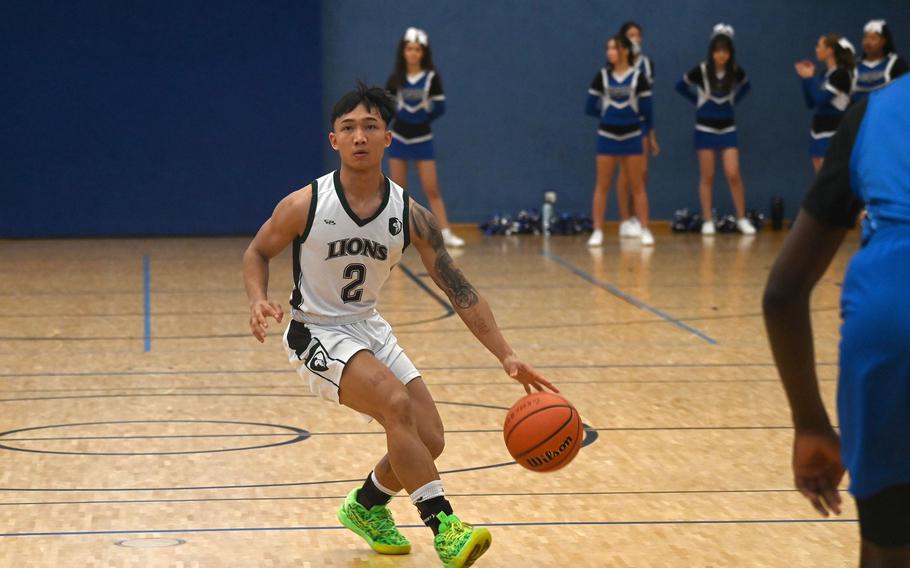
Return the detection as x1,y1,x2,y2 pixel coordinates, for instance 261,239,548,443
323,219,336,225
326,238,388,261
308,350,329,373
389,217,402,236
304,340,331,373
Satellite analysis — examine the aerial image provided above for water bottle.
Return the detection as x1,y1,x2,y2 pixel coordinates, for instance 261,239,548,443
770,196,784,231
542,191,557,236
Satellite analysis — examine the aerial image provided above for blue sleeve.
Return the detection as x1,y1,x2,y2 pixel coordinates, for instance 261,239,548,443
639,93,653,131
585,94,601,117
801,76,832,108
675,78,697,104
428,100,446,122
734,79,751,103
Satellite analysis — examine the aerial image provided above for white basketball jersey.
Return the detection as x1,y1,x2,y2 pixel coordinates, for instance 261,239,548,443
290,170,410,324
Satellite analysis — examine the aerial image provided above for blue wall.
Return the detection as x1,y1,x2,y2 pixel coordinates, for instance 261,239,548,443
322,0,910,222
4,1,908,236
2,0,323,237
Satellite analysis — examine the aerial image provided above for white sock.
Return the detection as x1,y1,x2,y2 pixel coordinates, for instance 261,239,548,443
441,228,453,237
371,470,398,496
409,479,445,504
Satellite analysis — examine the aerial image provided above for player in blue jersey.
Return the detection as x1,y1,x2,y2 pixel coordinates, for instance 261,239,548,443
386,27,464,248
853,19,909,102
764,74,910,567
586,33,655,247
676,24,755,236
615,21,660,240
795,34,855,173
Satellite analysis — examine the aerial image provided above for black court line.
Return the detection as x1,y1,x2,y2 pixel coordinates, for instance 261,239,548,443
0,305,841,342
0,425,799,443
0,518,858,538
542,251,718,345
0,362,837,379
0,488,806,507
397,263,455,314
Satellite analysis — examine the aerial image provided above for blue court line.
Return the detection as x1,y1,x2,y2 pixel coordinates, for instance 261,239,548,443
142,256,151,352
0,518,857,538
542,252,718,345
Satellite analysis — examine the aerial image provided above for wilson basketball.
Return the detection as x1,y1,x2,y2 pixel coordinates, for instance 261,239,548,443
503,392,582,472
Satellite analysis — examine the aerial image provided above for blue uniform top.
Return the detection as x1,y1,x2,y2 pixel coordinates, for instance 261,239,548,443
801,67,852,139
801,74,910,500
386,70,446,144
634,54,654,133
586,66,653,141
852,77,910,234
852,53,909,102
675,62,750,134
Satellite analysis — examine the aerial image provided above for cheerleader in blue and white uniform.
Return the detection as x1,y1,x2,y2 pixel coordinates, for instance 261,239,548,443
615,21,660,240
585,33,655,247
795,34,855,173
386,27,463,247
676,24,755,235
853,19,909,102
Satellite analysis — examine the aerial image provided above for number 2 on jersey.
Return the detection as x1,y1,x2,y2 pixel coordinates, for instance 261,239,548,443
341,263,366,303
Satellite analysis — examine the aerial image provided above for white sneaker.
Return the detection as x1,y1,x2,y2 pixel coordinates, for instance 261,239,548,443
441,228,465,247
640,228,655,246
737,217,756,235
619,218,642,238
587,229,604,247
701,220,716,235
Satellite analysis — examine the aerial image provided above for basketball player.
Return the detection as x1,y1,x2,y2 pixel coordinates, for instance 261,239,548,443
386,27,464,248
675,23,755,236
853,19,908,103
585,33,655,247
615,21,659,240
242,83,556,567
764,74,910,566
795,34,855,173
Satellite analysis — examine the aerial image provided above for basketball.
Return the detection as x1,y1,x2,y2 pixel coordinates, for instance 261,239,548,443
503,392,583,472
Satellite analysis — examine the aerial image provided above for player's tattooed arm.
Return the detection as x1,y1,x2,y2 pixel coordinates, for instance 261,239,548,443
410,202,478,309
409,200,558,394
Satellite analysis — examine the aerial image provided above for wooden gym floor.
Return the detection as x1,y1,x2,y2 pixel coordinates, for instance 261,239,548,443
0,225,861,567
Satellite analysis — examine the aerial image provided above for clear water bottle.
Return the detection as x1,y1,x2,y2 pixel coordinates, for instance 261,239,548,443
770,196,784,231
542,191,557,235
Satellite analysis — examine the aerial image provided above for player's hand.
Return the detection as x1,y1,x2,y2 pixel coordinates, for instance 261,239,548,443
502,355,559,394
249,300,284,343
649,132,661,157
792,427,844,517
794,61,815,78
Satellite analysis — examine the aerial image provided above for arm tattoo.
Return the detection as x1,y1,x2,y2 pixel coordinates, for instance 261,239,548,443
412,203,479,309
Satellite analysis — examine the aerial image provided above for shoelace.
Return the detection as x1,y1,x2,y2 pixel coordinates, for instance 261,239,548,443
353,506,404,542
440,519,470,548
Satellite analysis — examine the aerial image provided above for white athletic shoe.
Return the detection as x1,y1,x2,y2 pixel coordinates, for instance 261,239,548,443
640,228,655,246
587,229,604,247
737,218,757,235
701,220,716,235
619,218,642,238
441,229,465,247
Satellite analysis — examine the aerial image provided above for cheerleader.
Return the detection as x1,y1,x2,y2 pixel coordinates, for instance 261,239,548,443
386,27,464,247
795,34,855,173
585,34,655,247
675,24,755,235
614,21,659,239
853,19,909,101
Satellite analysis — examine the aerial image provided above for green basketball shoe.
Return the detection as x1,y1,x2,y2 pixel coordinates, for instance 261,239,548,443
433,512,492,567
337,488,411,555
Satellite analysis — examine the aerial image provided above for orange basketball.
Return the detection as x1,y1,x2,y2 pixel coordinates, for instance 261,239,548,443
503,392,582,472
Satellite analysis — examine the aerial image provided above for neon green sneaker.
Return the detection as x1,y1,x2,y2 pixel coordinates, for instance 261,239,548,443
337,488,411,555
433,512,492,567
